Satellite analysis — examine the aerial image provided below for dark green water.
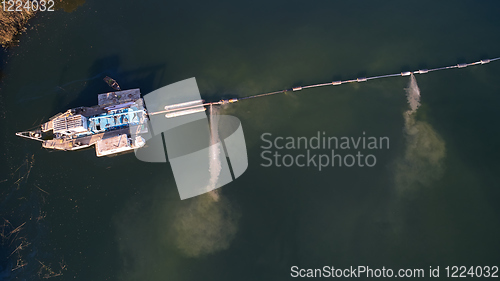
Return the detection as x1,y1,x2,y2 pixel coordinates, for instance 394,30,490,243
1,0,500,280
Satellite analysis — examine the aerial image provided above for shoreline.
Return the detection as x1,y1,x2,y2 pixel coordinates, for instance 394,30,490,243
0,9,36,48
0,0,85,48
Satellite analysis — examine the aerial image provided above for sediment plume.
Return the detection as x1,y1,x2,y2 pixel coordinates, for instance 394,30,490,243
394,74,446,192
207,104,222,201
172,105,239,257
172,193,239,257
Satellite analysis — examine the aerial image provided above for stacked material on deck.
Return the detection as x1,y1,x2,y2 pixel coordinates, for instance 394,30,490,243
53,114,88,135
95,134,132,157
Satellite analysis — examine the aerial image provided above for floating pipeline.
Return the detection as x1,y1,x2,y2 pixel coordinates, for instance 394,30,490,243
206,57,500,106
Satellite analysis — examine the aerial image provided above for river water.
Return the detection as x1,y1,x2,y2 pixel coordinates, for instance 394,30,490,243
1,0,500,280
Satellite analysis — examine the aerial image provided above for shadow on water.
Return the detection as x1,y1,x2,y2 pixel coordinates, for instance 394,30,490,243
51,55,167,118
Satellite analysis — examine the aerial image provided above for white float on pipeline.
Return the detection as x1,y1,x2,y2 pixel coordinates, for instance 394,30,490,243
415,69,428,74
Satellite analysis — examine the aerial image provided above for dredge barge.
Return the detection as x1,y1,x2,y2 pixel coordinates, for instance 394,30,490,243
16,78,237,157
16,89,150,156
